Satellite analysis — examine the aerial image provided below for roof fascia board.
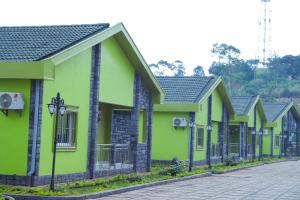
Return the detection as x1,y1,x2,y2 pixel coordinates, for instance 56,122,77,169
154,103,199,112
273,102,293,122
0,60,54,80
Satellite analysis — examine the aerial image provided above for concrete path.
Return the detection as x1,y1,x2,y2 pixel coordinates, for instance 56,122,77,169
93,161,300,200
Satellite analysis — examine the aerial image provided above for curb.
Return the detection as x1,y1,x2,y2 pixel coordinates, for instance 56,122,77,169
211,163,265,174
3,172,212,200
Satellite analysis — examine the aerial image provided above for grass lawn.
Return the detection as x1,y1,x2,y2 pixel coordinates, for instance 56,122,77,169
0,157,287,197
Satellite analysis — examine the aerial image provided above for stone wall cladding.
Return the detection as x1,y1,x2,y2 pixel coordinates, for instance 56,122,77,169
111,110,132,144
0,172,86,186
86,44,101,179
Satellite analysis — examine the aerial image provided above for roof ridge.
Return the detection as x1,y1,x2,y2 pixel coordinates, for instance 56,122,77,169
0,23,110,29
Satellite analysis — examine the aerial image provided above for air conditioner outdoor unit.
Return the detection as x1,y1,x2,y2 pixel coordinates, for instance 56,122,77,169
0,92,24,110
173,117,187,127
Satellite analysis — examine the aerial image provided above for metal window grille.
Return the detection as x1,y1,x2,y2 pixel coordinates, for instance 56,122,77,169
56,111,77,148
197,128,204,148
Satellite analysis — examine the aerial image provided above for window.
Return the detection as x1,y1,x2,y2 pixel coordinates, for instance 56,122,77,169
275,135,280,147
56,110,77,148
197,128,204,149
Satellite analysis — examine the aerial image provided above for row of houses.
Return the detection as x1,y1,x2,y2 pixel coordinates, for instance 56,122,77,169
0,23,299,186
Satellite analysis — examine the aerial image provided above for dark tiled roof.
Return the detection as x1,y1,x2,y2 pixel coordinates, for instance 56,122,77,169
156,76,217,103
263,103,288,122
0,23,109,62
231,96,257,115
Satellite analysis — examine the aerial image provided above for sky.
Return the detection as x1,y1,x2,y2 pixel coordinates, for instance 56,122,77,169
1,0,300,75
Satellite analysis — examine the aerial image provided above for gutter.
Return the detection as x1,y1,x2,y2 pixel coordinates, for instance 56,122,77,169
28,80,40,176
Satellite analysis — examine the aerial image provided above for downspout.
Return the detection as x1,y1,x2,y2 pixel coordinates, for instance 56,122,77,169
28,80,40,176
252,106,257,160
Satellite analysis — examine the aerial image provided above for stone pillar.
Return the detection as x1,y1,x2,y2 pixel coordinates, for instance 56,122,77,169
219,102,225,162
252,106,257,160
226,112,230,156
146,97,153,172
132,73,141,172
270,127,274,157
245,122,248,159
188,112,195,172
239,122,244,159
87,44,101,179
206,95,212,168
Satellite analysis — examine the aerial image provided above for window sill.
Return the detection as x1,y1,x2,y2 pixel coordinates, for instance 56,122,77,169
196,147,204,151
56,146,76,152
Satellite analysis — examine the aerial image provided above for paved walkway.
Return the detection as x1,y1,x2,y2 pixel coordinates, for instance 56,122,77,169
94,161,300,200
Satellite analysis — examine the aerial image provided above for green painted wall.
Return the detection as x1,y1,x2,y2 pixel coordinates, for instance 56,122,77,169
194,107,207,161
39,48,92,176
0,79,31,175
255,110,262,155
211,88,223,122
248,109,254,128
273,120,282,156
152,112,190,161
98,103,112,144
100,37,135,107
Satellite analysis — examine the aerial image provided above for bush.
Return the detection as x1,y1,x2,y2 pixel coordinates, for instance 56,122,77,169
224,155,240,166
169,157,187,176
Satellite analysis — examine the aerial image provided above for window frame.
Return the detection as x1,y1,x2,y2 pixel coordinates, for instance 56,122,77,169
196,126,205,150
274,135,280,148
53,106,78,151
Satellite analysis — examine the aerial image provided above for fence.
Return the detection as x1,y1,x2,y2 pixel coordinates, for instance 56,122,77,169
95,143,133,171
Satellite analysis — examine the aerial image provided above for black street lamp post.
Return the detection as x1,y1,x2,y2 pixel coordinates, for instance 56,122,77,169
47,92,66,192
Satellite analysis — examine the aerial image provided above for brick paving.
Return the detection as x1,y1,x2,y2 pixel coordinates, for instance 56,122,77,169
93,161,300,200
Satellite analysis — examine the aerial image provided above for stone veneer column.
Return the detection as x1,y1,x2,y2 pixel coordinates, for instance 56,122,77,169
132,73,141,172
226,111,230,156
219,102,225,162
239,122,244,159
87,44,101,179
245,122,248,158
188,112,195,172
252,106,257,160
206,95,212,167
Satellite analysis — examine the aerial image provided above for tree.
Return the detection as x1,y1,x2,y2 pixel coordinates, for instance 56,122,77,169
193,65,205,77
149,60,185,76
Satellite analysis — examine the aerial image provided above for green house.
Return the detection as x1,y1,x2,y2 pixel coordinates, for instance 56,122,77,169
263,102,300,157
152,76,235,167
229,96,267,160
0,23,163,186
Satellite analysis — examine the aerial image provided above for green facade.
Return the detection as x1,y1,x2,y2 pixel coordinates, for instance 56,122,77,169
153,85,227,163
39,48,92,175
0,80,31,175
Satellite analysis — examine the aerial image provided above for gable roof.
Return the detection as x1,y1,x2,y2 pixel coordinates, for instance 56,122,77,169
155,76,235,116
231,96,257,115
0,23,164,104
156,76,217,103
0,23,109,62
264,102,300,122
263,103,288,122
231,95,267,122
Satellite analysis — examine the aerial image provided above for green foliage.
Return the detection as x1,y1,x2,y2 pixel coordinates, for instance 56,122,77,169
193,65,205,77
224,155,240,166
169,158,188,176
209,43,300,99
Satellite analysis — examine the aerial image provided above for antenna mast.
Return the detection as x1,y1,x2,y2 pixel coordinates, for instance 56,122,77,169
257,0,272,68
